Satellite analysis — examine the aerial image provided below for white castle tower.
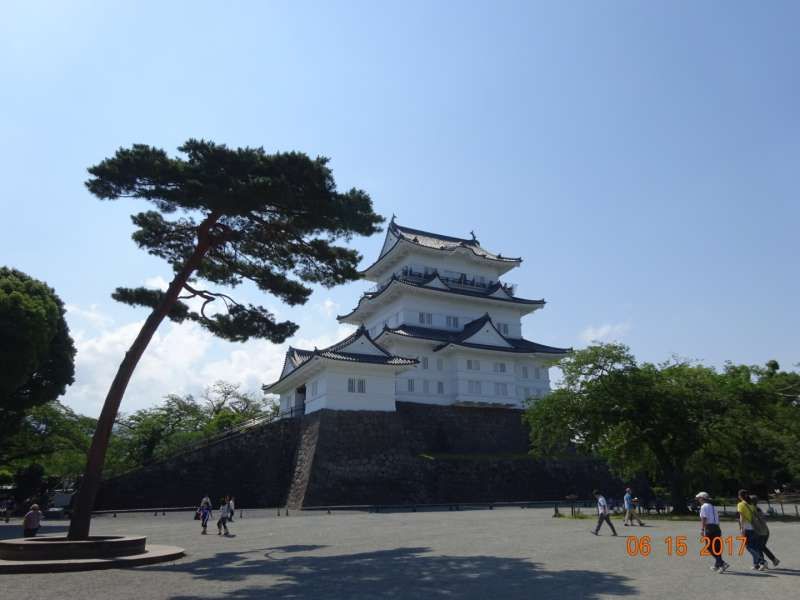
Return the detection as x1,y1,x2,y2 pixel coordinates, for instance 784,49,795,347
265,218,568,414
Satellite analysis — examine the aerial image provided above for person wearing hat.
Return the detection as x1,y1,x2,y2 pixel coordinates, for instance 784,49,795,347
623,487,645,527
22,503,43,538
696,492,728,573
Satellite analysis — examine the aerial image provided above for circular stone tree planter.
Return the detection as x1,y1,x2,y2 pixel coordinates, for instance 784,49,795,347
0,536,184,573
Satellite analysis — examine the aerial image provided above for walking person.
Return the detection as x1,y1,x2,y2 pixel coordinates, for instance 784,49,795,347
228,496,235,522
695,492,729,573
199,494,212,534
737,489,766,570
217,496,231,536
750,495,780,567
591,490,618,536
623,487,645,527
22,504,43,538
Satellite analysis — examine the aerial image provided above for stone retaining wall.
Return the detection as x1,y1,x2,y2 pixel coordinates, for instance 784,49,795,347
95,418,300,509
97,401,621,510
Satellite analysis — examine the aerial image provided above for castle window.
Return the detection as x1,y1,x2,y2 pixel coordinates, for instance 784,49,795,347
348,378,366,394
494,382,509,397
407,378,415,393
493,362,506,373
497,322,510,336
468,380,482,394
437,381,444,394
311,381,318,396
421,357,429,370
446,315,459,329
467,359,481,371
522,366,529,379
418,312,432,325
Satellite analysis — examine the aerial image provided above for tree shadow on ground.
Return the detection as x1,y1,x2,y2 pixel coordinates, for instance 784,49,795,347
153,546,636,600
0,524,68,540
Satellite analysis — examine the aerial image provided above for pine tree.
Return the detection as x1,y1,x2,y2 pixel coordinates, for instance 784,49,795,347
68,139,382,539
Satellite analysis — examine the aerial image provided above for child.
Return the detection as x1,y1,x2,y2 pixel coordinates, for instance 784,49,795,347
23,504,43,537
217,496,231,536
200,494,212,534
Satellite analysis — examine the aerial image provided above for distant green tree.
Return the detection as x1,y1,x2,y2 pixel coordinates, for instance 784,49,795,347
13,463,47,506
527,345,725,512
525,344,800,511
69,140,383,539
0,268,76,445
1,403,95,480
109,380,276,468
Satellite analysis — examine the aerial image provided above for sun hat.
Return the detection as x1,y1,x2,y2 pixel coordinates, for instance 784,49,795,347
694,492,710,500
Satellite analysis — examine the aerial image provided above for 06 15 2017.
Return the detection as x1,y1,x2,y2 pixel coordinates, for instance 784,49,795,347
625,535,747,557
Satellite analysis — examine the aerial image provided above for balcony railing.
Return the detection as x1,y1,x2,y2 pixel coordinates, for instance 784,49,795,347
397,267,516,295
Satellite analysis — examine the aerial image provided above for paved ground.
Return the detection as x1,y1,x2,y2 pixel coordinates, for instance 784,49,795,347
1,508,798,599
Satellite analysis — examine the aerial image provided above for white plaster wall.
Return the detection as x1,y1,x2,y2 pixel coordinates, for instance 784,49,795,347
514,359,551,401
449,350,521,407
303,363,397,413
382,337,456,406
372,292,526,338
302,373,329,410
364,298,405,337
279,393,292,413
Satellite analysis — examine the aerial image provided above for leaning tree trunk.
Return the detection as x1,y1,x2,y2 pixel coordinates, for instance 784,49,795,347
68,214,219,540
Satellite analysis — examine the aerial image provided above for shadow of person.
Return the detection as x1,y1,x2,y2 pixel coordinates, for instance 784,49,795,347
266,544,328,553
148,546,635,600
767,568,800,576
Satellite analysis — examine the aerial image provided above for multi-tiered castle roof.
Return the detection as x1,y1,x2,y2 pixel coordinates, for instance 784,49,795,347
266,218,569,413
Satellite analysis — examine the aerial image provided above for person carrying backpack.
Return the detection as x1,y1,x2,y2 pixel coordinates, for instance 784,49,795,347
750,495,779,568
737,489,766,570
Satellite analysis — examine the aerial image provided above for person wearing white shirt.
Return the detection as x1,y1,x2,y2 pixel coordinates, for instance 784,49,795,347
696,491,728,573
217,496,231,536
591,489,617,536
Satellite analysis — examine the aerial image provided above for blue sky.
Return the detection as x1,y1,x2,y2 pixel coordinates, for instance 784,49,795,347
1,1,798,416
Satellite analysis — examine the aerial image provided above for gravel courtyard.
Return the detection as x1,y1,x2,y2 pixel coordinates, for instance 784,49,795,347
2,508,798,599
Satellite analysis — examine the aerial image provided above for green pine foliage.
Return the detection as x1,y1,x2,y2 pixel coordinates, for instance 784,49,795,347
90,139,384,343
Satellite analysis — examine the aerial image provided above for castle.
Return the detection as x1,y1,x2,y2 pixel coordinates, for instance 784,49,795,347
266,219,569,413
98,222,620,511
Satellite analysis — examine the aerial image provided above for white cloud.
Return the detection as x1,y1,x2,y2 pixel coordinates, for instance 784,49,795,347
578,321,631,344
61,303,354,417
144,276,169,291
318,298,340,317
65,303,114,329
